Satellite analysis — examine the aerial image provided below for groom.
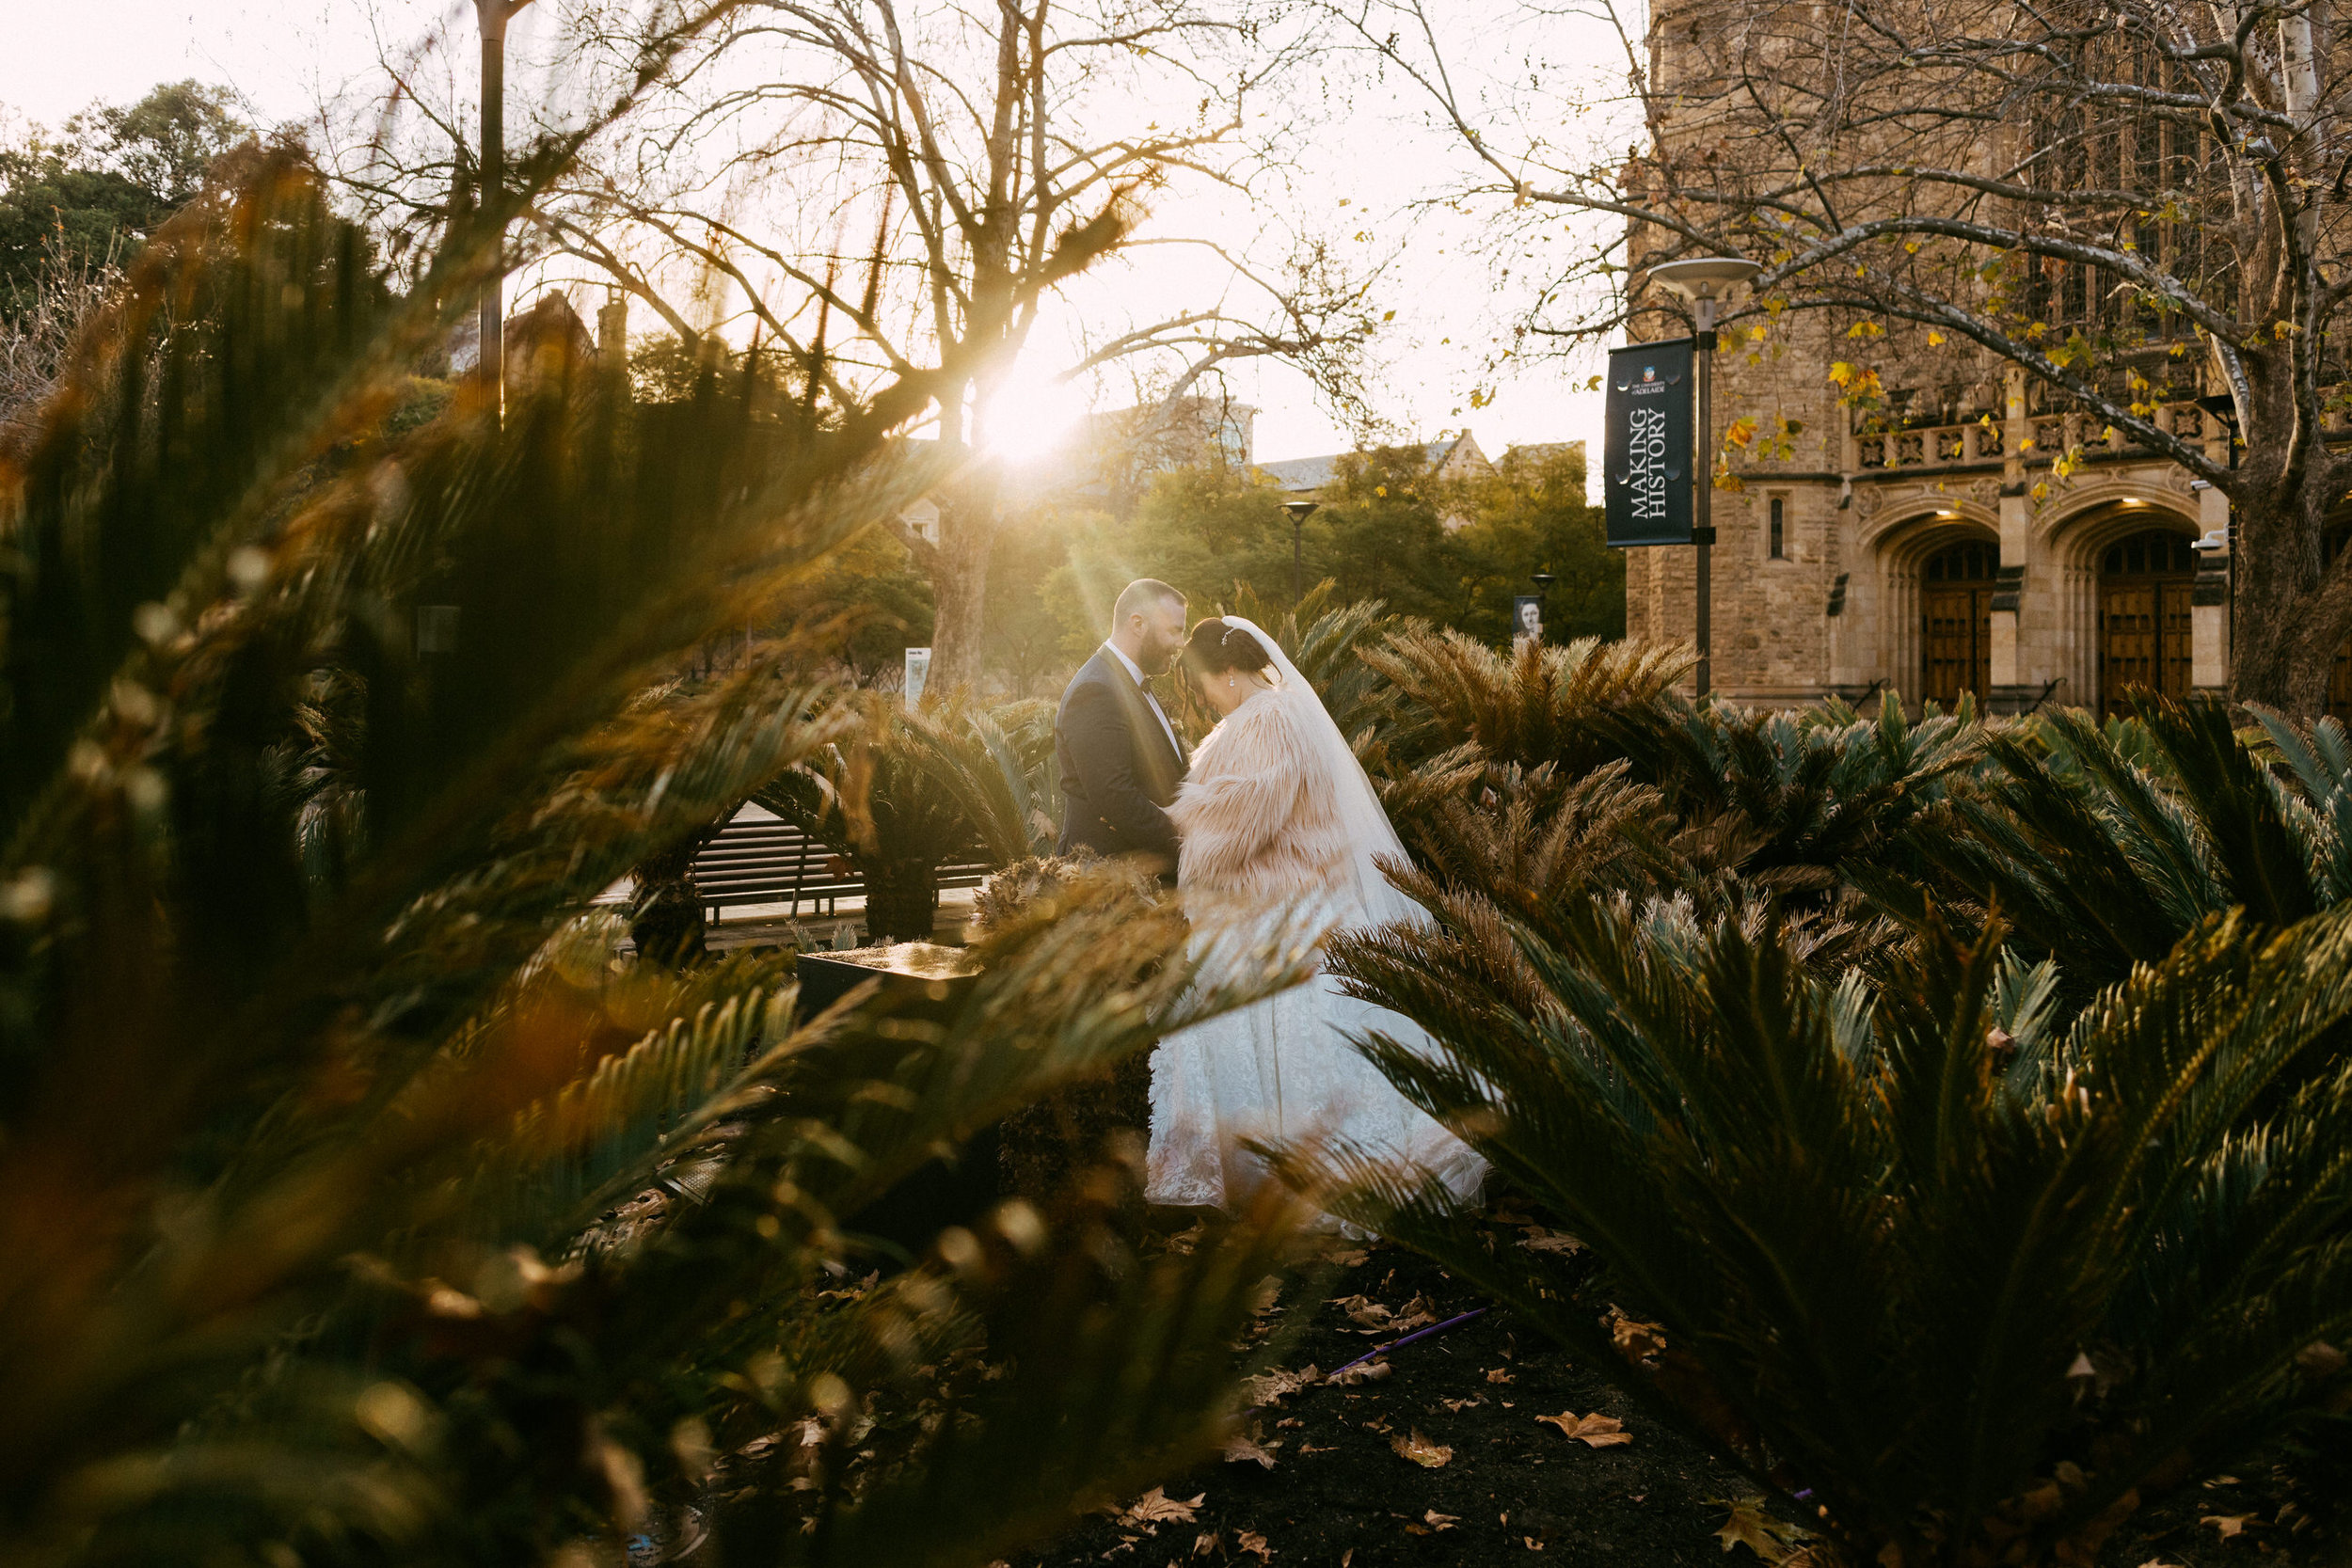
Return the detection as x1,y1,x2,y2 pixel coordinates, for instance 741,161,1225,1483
1056,578,1190,875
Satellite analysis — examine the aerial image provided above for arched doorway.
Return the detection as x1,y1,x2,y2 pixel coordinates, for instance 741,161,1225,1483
1920,539,1998,705
2099,528,2196,716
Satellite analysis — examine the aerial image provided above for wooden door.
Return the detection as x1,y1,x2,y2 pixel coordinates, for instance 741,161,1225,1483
1919,539,1998,706
1921,586,1992,707
2099,529,2196,716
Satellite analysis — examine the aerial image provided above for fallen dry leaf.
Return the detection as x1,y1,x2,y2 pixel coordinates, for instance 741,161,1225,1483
2202,1514,2256,1540
1327,1360,1391,1386
1440,1396,1486,1412
1243,1366,1321,1406
1537,1411,1632,1448
1486,1368,1516,1384
1525,1536,1547,1551
1192,1532,1219,1558
1295,1441,1337,1454
1326,1247,1370,1267
1224,1425,1281,1468
1329,1293,1395,1332
1391,1429,1454,1467
1390,1293,1440,1332
1424,1511,1460,1531
1119,1488,1205,1527
1237,1529,1273,1561
1711,1496,1809,1562
2136,1560,2185,1568
1610,1311,1668,1362
1340,1552,1354,1568
1518,1227,1586,1255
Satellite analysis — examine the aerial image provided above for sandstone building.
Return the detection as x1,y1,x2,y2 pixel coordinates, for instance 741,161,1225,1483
1622,353,2249,715
1616,4,2347,717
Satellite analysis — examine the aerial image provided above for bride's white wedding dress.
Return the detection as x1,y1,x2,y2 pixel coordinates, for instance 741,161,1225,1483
1143,619,1486,1215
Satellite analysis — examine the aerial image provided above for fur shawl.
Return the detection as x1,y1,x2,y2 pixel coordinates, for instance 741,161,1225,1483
1168,683,1351,904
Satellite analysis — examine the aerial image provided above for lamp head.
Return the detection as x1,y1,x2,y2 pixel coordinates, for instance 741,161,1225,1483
1648,257,1765,300
1531,571,1558,592
1282,499,1320,524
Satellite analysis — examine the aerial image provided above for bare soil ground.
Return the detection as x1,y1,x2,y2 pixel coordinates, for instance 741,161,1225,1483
1018,1210,2351,1568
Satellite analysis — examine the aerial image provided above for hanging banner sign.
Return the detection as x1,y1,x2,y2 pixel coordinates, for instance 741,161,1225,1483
1603,338,1695,547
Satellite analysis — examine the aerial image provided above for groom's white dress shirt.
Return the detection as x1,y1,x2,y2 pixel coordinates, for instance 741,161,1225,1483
1104,641,1183,762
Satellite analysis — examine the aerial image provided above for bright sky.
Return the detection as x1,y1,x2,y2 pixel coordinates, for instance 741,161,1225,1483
1,0,1611,475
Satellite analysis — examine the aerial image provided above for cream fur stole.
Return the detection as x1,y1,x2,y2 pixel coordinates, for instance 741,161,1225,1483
1168,685,1352,904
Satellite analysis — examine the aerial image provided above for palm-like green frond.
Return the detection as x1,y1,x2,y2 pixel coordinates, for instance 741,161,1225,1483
1,153,1309,1568
1310,893,2352,1568
1357,625,1693,772
1898,701,2337,989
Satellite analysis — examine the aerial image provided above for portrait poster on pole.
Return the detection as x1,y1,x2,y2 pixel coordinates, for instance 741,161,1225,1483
1513,595,1544,645
1603,338,1695,547
903,646,932,708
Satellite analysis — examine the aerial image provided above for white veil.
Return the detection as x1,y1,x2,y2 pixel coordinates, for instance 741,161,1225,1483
1222,616,1424,932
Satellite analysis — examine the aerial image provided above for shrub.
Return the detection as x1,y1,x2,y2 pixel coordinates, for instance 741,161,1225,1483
1309,891,2352,1568
0,156,1305,1568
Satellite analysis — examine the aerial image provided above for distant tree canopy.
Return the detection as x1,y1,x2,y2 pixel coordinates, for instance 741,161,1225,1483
1050,442,1620,662
0,80,248,306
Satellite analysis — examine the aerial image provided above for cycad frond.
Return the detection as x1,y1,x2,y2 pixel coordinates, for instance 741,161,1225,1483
2,152,1307,1568
1357,625,1692,771
1312,887,2352,1568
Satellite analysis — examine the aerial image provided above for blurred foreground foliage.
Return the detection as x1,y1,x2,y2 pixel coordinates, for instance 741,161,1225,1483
0,156,1311,1568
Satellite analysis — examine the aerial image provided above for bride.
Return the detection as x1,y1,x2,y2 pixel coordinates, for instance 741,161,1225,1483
1143,614,1486,1215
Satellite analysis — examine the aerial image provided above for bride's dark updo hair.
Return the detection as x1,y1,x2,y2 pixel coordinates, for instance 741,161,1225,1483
1181,617,1277,679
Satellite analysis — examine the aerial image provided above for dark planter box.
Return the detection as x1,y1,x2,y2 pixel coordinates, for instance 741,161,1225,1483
796,943,997,1262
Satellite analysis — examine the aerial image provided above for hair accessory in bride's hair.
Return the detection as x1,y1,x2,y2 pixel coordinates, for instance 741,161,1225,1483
1183,615,1275,679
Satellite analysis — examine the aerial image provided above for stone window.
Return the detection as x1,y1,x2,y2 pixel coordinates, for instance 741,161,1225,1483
1768,496,1787,560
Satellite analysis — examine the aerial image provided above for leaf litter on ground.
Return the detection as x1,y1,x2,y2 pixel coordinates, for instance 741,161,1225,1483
1222,1424,1280,1468
1116,1487,1204,1527
1391,1429,1454,1467
1711,1496,1811,1561
1537,1411,1632,1448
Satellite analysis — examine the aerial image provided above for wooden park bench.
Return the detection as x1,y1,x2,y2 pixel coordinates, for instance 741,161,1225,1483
690,808,997,926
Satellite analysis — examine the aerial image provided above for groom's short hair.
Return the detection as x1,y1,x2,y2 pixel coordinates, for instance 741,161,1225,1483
1112,578,1186,626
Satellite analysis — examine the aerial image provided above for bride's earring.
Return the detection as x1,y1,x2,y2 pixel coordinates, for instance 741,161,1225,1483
1227,677,1235,689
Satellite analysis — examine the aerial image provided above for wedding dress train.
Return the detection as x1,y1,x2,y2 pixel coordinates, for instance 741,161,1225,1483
1142,621,1486,1215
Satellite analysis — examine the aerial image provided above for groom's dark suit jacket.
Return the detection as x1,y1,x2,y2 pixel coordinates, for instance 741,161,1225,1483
1055,647,1187,866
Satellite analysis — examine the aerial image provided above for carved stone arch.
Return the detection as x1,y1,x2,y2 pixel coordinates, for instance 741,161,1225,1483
1862,506,2002,705
2040,495,2201,713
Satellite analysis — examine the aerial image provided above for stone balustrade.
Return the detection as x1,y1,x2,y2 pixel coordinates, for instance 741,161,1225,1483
1847,400,2218,473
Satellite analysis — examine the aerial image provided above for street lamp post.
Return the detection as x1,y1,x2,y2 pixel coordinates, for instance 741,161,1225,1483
1529,570,1557,641
1284,499,1320,606
1647,257,1762,699
475,0,537,415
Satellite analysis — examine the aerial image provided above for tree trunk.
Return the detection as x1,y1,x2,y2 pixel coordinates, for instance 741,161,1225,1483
2228,485,2352,719
925,464,1001,694
863,858,941,943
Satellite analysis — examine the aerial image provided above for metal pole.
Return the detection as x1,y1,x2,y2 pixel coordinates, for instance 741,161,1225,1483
1693,296,1716,698
477,2,514,418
